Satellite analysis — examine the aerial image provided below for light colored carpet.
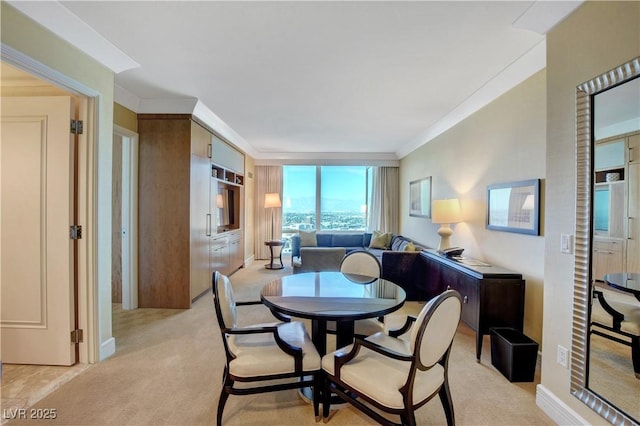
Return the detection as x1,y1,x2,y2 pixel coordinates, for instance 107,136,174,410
5,261,553,425
588,333,639,420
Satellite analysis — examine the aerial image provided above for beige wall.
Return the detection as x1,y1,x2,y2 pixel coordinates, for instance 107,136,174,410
114,103,138,132
244,155,256,263
2,2,116,361
400,70,546,344
542,1,640,422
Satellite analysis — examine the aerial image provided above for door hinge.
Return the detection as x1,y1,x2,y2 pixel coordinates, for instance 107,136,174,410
70,225,82,240
71,329,83,344
70,119,83,135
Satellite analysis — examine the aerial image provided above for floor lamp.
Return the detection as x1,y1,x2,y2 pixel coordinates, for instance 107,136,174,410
431,198,462,251
264,193,282,241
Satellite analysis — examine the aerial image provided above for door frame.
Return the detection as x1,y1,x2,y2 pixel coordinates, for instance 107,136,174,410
2,44,100,363
114,125,139,310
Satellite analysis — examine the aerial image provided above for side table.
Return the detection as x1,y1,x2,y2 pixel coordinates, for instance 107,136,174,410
264,240,285,270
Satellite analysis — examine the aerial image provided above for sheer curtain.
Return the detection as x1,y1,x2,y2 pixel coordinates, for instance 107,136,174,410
254,165,283,260
368,166,399,234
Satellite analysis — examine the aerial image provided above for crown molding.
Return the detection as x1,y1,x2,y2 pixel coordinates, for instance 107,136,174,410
6,0,139,74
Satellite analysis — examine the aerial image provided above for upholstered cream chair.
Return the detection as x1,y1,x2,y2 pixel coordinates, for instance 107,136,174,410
590,284,640,378
340,250,382,278
322,289,462,426
212,271,322,425
327,251,386,337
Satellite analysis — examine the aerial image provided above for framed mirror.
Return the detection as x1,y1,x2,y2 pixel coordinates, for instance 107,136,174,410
409,176,431,218
486,179,540,235
571,57,640,426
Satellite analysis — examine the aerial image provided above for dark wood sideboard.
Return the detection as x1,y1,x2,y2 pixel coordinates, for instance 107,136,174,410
420,250,526,361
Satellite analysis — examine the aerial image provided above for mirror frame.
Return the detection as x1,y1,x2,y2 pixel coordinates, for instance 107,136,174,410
571,56,640,426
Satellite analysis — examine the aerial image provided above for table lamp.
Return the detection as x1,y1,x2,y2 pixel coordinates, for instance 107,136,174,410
264,193,282,241
432,198,462,251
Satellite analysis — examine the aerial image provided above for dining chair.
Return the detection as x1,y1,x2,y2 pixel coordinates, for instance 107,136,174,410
321,289,462,426
590,284,640,378
340,250,382,278
327,251,386,338
211,271,322,425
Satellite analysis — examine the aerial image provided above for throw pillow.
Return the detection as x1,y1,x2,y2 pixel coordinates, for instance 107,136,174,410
299,230,317,247
397,240,410,252
369,230,391,249
404,242,417,252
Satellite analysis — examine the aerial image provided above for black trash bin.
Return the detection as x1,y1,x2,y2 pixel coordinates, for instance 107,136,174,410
490,327,539,382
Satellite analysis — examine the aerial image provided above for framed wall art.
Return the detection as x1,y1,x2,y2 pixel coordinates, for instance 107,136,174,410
409,176,432,218
486,179,540,235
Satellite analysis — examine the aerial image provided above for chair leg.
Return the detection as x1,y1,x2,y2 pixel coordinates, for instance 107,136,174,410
322,377,331,421
400,411,417,426
632,336,640,379
438,382,455,426
313,373,321,421
217,375,233,426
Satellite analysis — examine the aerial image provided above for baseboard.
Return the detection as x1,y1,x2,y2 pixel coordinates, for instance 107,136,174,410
244,254,255,266
536,384,590,425
100,337,116,361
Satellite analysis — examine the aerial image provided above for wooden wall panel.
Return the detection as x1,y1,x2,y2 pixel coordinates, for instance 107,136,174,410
112,134,122,303
138,117,191,308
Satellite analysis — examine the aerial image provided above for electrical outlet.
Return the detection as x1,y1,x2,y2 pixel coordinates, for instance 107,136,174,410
557,345,569,368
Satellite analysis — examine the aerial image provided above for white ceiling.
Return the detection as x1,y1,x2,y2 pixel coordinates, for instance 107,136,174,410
7,1,584,160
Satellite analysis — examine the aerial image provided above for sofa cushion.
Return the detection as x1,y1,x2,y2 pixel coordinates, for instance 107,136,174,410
332,234,365,247
369,231,392,249
299,230,317,247
317,233,332,246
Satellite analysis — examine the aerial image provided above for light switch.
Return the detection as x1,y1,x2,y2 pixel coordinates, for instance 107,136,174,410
560,234,572,254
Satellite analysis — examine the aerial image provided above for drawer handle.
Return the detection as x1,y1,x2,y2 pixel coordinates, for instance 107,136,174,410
463,296,468,304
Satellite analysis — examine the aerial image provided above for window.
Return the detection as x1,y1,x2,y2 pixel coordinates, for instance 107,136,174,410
283,165,370,234
282,165,317,233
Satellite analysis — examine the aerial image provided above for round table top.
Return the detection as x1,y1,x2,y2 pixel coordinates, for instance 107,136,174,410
264,240,285,246
604,273,640,295
260,271,406,322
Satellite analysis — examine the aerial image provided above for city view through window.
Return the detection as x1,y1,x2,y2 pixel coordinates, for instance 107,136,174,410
282,166,371,239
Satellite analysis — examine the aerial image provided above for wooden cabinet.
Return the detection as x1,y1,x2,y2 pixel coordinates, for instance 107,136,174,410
190,122,214,301
629,134,640,165
592,132,640,279
228,230,243,272
209,230,243,277
628,162,639,273
420,250,525,361
593,239,625,281
138,114,244,308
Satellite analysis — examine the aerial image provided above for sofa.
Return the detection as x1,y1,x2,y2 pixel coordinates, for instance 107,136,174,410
290,232,430,300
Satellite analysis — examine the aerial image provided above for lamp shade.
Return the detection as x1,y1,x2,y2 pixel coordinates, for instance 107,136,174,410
432,199,462,224
264,193,282,209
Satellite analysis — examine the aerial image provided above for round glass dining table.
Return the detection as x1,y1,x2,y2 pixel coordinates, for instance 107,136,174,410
604,272,640,302
260,271,406,356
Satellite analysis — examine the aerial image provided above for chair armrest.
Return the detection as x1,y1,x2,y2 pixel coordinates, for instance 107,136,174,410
388,315,416,338
333,337,412,379
236,301,263,306
236,301,291,322
269,310,292,322
594,290,625,329
226,325,304,367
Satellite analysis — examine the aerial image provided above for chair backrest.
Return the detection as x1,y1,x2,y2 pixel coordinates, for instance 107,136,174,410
212,271,238,329
410,289,462,367
340,250,381,278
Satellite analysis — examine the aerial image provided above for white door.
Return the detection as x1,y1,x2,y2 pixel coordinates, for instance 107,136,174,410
1,96,76,365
